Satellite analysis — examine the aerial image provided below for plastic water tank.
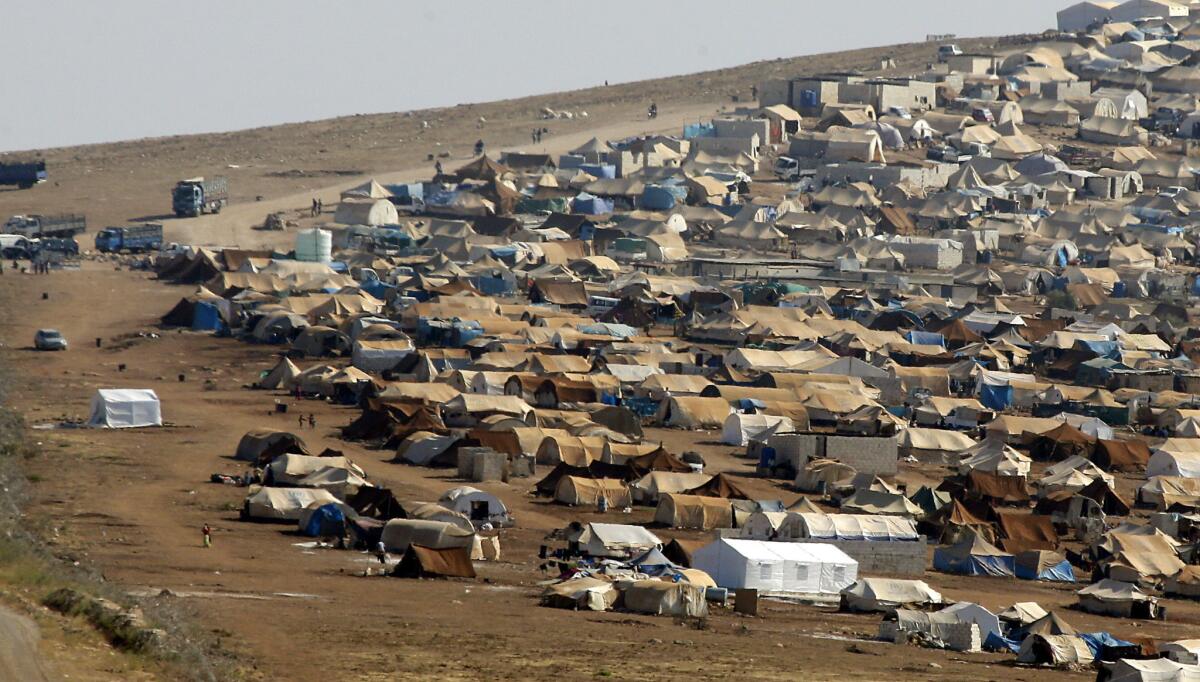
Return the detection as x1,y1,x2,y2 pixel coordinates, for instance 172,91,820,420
296,228,332,263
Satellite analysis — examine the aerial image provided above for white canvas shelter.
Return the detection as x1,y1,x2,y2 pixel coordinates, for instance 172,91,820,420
1102,658,1200,682
380,518,475,553
437,486,511,526
939,602,1002,641
776,512,919,541
721,413,795,446
243,486,341,521
87,389,162,429
691,538,858,595
575,522,661,558
1148,450,1200,479
841,578,944,612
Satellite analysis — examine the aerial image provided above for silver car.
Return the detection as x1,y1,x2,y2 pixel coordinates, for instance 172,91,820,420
34,328,67,351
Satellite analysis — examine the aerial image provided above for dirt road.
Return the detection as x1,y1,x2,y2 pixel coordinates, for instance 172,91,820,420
164,103,720,250
0,606,54,682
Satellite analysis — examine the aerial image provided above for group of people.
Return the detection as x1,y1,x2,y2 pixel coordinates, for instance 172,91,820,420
30,258,51,274
530,128,547,144
310,198,324,217
297,412,317,430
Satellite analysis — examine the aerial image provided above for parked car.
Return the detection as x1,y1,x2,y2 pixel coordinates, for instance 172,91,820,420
34,329,67,351
926,145,967,163
937,44,963,61
971,107,995,123
885,106,913,120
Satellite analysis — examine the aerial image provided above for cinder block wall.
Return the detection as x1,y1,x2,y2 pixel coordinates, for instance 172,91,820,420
791,537,926,576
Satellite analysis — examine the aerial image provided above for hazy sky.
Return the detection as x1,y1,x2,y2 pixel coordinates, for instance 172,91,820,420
0,1,1054,152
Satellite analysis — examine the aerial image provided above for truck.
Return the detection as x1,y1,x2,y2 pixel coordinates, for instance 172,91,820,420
172,176,228,217
4,214,86,238
0,161,47,189
94,224,163,253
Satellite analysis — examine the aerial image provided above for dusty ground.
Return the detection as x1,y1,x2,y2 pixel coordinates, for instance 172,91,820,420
6,260,1181,682
0,34,1179,682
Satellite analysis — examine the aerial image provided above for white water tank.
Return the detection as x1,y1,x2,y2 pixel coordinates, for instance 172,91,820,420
295,228,332,263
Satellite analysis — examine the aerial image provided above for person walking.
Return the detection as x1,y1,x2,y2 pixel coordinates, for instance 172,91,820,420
376,540,388,565
308,414,316,430
317,198,323,214
299,413,306,430
435,160,443,176
311,198,318,217
202,523,212,548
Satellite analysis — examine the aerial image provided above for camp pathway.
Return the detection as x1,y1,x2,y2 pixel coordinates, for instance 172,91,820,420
163,102,722,251
0,606,55,682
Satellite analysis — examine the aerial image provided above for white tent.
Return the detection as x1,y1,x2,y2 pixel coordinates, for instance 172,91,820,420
721,413,795,446
438,486,512,527
574,522,661,558
691,538,858,595
87,389,162,428
1148,450,1200,479
938,602,1002,641
380,518,475,553
1102,658,1200,682
243,486,341,521
841,578,943,612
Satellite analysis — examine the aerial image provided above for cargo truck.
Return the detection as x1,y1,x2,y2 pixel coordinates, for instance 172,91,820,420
4,214,86,238
172,176,228,217
0,161,47,189
94,224,163,253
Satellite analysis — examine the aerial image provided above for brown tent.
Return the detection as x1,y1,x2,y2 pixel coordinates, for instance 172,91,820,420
235,429,311,464
1014,611,1077,639
454,155,513,182
966,470,1030,505
1026,422,1096,461
393,545,476,579
930,318,982,348
935,499,997,544
1092,439,1150,473
1078,478,1132,516
997,512,1058,553
662,538,708,568
628,449,694,475
683,472,752,500
346,486,408,520
530,280,589,308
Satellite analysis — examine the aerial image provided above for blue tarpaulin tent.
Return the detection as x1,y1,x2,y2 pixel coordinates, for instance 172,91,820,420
683,123,715,139
573,193,613,215
192,301,225,332
906,331,945,347
640,185,680,210
980,382,1013,410
579,163,616,179
933,535,1016,577
301,504,347,537
1015,550,1075,582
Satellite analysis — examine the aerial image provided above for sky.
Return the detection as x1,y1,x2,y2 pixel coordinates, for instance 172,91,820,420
0,1,1054,152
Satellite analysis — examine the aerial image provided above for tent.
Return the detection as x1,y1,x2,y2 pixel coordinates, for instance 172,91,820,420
657,396,733,429
1015,550,1075,582
933,533,1016,577
243,486,341,521
630,471,713,504
235,428,310,463
255,357,302,390
380,519,475,553
653,494,734,529
778,512,919,541
839,490,922,517
622,580,708,617
841,578,943,613
437,486,511,527
393,545,476,579
1017,634,1094,666
1100,659,1200,682
939,602,1002,642
721,413,795,446
554,477,632,508
692,538,858,595
541,576,618,611
573,522,661,558
1077,579,1160,618
298,502,353,537
1148,450,1200,479
87,389,162,428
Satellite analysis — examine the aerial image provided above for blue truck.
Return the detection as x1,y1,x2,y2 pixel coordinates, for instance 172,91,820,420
172,176,228,217
0,161,47,189
94,224,163,253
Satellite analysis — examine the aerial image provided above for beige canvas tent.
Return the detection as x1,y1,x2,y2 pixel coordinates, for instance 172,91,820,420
653,494,734,529
554,477,632,507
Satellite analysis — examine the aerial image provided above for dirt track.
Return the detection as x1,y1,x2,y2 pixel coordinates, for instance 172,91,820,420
0,606,54,681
